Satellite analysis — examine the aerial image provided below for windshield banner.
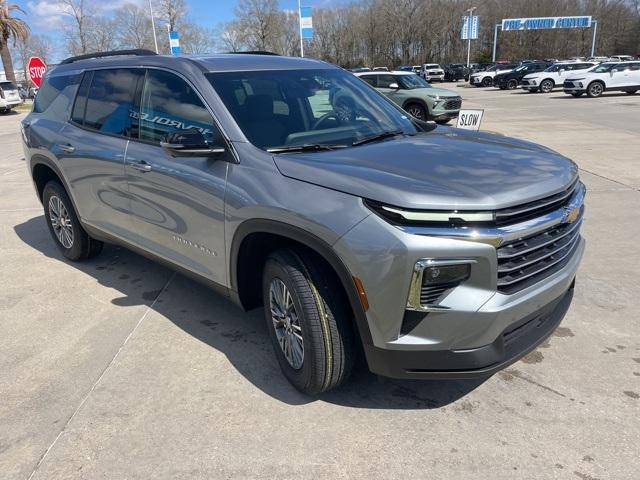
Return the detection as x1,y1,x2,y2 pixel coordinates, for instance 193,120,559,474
502,16,592,31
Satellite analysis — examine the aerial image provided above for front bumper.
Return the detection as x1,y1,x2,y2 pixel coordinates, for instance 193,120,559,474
364,282,574,379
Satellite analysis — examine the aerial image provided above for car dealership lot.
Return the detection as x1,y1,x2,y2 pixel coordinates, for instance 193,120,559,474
1,87,639,479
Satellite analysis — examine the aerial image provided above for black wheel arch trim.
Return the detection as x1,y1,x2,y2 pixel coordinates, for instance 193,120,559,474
30,155,81,213
230,218,373,346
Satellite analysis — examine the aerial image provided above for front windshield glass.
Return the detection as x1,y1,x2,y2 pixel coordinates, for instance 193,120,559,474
397,74,431,89
424,64,439,68
545,65,564,72
590,63,617,73
207,69,418,151
514,65,527,72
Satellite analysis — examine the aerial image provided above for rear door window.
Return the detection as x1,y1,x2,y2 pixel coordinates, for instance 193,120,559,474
377,75,396,88
75,68,144,137
359,75,377,87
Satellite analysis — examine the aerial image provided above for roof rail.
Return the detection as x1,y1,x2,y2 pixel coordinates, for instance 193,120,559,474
60,49,157,65
226,51,280,56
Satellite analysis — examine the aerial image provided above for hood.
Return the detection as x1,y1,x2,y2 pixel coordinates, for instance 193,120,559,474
419,87,459,98
272,126,578,211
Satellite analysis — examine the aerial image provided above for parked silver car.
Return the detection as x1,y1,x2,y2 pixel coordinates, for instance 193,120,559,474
22,50,585,394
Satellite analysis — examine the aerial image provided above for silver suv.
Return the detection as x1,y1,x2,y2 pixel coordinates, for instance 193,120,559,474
22,50,585,394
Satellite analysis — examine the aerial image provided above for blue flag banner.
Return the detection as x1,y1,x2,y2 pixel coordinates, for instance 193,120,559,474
461,15,479,40
300,6,313,39
169,31,181,56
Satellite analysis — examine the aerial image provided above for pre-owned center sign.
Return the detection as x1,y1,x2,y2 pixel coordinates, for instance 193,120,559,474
502,16,592,31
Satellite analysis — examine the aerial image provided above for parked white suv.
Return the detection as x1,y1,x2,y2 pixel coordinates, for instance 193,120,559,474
470,64,517,87
522,61,597,93
563,61,640,97
420,64,444,82
0,81,23,113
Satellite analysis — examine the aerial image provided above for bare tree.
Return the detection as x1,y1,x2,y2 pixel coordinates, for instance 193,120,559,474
59,0,95,56
234,0,280,51
12,34,53,81
114,4,154,50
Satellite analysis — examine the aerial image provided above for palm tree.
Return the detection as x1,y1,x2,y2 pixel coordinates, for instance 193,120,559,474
1,1,30,83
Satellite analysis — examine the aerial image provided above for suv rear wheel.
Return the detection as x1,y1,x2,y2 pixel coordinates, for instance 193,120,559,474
540,79,554,93
262,249,353,395
506,79,518,90
43,181,103,261
587,81,604,98
481,77,492,87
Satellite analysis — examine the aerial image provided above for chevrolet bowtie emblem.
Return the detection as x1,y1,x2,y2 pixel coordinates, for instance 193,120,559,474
563,206,581,224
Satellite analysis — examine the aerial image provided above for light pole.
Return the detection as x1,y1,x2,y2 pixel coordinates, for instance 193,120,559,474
298,0,304,57
466,6,477,69
147,0,159,54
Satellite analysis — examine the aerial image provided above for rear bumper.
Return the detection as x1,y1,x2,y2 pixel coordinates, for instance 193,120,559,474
365,282,574,379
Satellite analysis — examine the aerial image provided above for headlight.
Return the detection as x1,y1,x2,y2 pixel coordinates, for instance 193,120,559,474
529,80,537,85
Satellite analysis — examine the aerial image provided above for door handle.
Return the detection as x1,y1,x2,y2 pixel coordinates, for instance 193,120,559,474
59,144,75,153
128,161,152,172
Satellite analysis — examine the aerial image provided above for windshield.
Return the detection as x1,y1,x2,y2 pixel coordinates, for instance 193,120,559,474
424,64,440,69
514,65,527,72
397,74,431,89
590,63,618,73
207,69,417,151
544,65,565,72
0,81,18,91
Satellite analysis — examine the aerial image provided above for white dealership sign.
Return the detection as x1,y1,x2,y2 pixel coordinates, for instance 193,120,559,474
456,109,484,131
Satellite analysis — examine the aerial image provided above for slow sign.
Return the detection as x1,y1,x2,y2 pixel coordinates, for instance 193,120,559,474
27,57,47,88
456,109,484,131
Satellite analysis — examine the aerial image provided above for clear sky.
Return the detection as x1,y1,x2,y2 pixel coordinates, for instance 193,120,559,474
13,0,341,34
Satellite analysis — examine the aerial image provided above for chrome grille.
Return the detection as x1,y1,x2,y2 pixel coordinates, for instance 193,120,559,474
443,98,462,110
497,216,583,294
494,179,578,226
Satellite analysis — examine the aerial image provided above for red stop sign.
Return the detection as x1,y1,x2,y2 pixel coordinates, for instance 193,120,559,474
28,57,47,88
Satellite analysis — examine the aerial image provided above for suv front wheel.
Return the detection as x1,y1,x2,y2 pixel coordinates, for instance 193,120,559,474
405,103,427,120
587,81,604,98
43,181,103,261
262,249,353,395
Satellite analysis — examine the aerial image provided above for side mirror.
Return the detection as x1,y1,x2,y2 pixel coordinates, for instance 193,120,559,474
611,69,618,74
559,69,565,74
160,128,225,157
388,82,400,89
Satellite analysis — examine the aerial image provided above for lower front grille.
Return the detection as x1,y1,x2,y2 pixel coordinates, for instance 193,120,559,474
497,217,582,294
443,98,462,110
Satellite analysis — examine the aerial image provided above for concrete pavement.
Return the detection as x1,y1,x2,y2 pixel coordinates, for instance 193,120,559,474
1,87,639,479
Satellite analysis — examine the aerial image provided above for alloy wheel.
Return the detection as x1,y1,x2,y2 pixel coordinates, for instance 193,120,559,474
269,278,304,370
589,83,603,97
48,195,74,249
407,105,425,120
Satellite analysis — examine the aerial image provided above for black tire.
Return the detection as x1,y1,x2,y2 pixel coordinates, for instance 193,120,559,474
540,79,554,93
571,92,583,97
507,79,518,90
481,77,492,87
405,103,427,121
262,249,353,395
587,81,604,98
43,181,103,261
626,90,637,95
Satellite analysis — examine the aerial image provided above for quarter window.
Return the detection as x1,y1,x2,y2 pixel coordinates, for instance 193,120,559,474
33,74,81,114
360,75,377,87
139,69,218,144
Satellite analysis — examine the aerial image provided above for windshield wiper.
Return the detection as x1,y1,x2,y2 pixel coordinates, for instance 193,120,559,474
267,144,348,153
352,130,405,146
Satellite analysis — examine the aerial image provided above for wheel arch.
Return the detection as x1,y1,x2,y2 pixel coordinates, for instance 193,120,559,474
31,157,75,206
401,98,429,116
230,219,373,346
